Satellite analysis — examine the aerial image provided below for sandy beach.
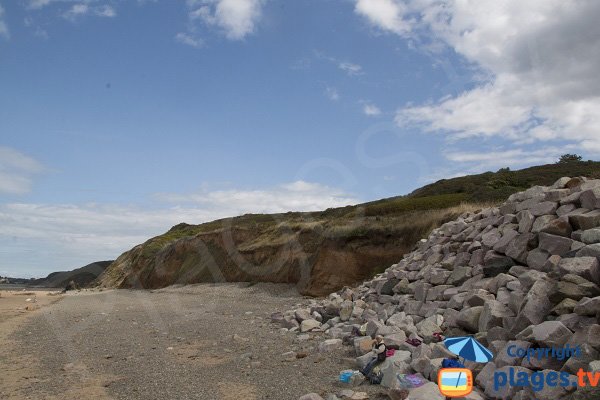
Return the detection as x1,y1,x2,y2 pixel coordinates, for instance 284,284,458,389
0,283,388,400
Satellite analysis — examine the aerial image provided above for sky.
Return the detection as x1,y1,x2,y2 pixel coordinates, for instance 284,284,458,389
1,0,599,277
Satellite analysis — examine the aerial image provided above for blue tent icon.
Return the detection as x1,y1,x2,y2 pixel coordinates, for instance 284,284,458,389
444,336,493,363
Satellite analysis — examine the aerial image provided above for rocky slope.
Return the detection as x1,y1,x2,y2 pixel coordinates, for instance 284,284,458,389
277,177,600,399
32,261,113,288
98,162,600,296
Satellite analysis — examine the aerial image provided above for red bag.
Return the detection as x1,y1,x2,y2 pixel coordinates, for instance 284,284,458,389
386,349,396,357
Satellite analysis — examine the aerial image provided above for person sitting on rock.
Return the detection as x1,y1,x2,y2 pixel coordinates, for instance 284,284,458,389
360,335,387,378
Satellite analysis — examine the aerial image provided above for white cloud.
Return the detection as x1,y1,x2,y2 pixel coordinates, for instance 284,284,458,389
0,181,359,276
339,62,363,76
187,0,266,40
62,3,117,21
325,87,340,101
355,0,411,36
355,0,600,160
0,3,9,39
0,147,45,195
154,180,358,214
175,32,203,48
363,103,382,116
444,147,570,169
25,0,53,10
95,5,116,18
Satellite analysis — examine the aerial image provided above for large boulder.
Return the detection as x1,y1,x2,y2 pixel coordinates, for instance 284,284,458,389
456,306,484,333
511,279,556,335
516,321,572,347
557,257,600,284
479,300,514,332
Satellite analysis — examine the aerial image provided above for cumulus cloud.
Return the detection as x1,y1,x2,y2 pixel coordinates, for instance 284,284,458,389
186,0,266,40
0,3,9,39
0,147,45,195
363,103,382,116
0,181,358,276
355,0,600,161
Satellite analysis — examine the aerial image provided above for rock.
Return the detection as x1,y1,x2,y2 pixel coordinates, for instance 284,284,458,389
456,306,483,333
577,244,600,259
354,337,374,356
562,343,599,375
582,228,600,244
517,210,535,233
511,279,555,335
339,300,353,322
532,215,557,233
570,210,600,230
539,233,575,256
574,296,600,316
568,324,600,351
484,366,532,400
318,339,343,352
408,382,444,400
506,233,537,264
295,309,312,322
540,218,574,237
558,257,600,284
580,188,600,210
551,298,579,315
299,394,324,400
557,204,577,217
463,290,495,307
493,229,520,253
494,340,532,367
554,277,600,302
530,201,559,216
483,252,515,278
526,249,551,271
300,319,321,332
516,321,572,347
479,300,514,332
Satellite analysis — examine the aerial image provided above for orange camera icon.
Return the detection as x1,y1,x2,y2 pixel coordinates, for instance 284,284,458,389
438,368,473,397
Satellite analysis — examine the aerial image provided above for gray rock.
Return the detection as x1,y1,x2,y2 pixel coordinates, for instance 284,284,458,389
580,188,600,210
456,306,483,333
577,243,600,259
408,382,445,400
511,279,556,335
300,319,321,332
540,217,574,237
526,248,551,271
574,296,600,316
484,366,532,400
558,257,600,284
318,339,343,352
299,394,324,400
494,340,532,367
493,229,520,254
551,298,579,315
570,210,600,230
506,233,537,263
582,228,600,244
483,251,515,277
517,210,535,233
562,343,599,375
530,201,559,216
516,321,572,347
479,300,514,332
532,215,558,233
567,324,600,351
539,232,575,256
557,203,577,217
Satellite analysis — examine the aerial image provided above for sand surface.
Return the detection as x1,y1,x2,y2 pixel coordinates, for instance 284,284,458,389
0,284,388,400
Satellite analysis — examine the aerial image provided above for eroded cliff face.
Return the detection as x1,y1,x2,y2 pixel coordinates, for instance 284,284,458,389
99,224,411,296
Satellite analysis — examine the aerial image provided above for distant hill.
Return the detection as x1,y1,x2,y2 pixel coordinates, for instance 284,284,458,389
32,261,113,288
98,161,600,295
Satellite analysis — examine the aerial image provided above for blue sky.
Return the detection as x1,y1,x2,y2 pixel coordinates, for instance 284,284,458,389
1,0,599,277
